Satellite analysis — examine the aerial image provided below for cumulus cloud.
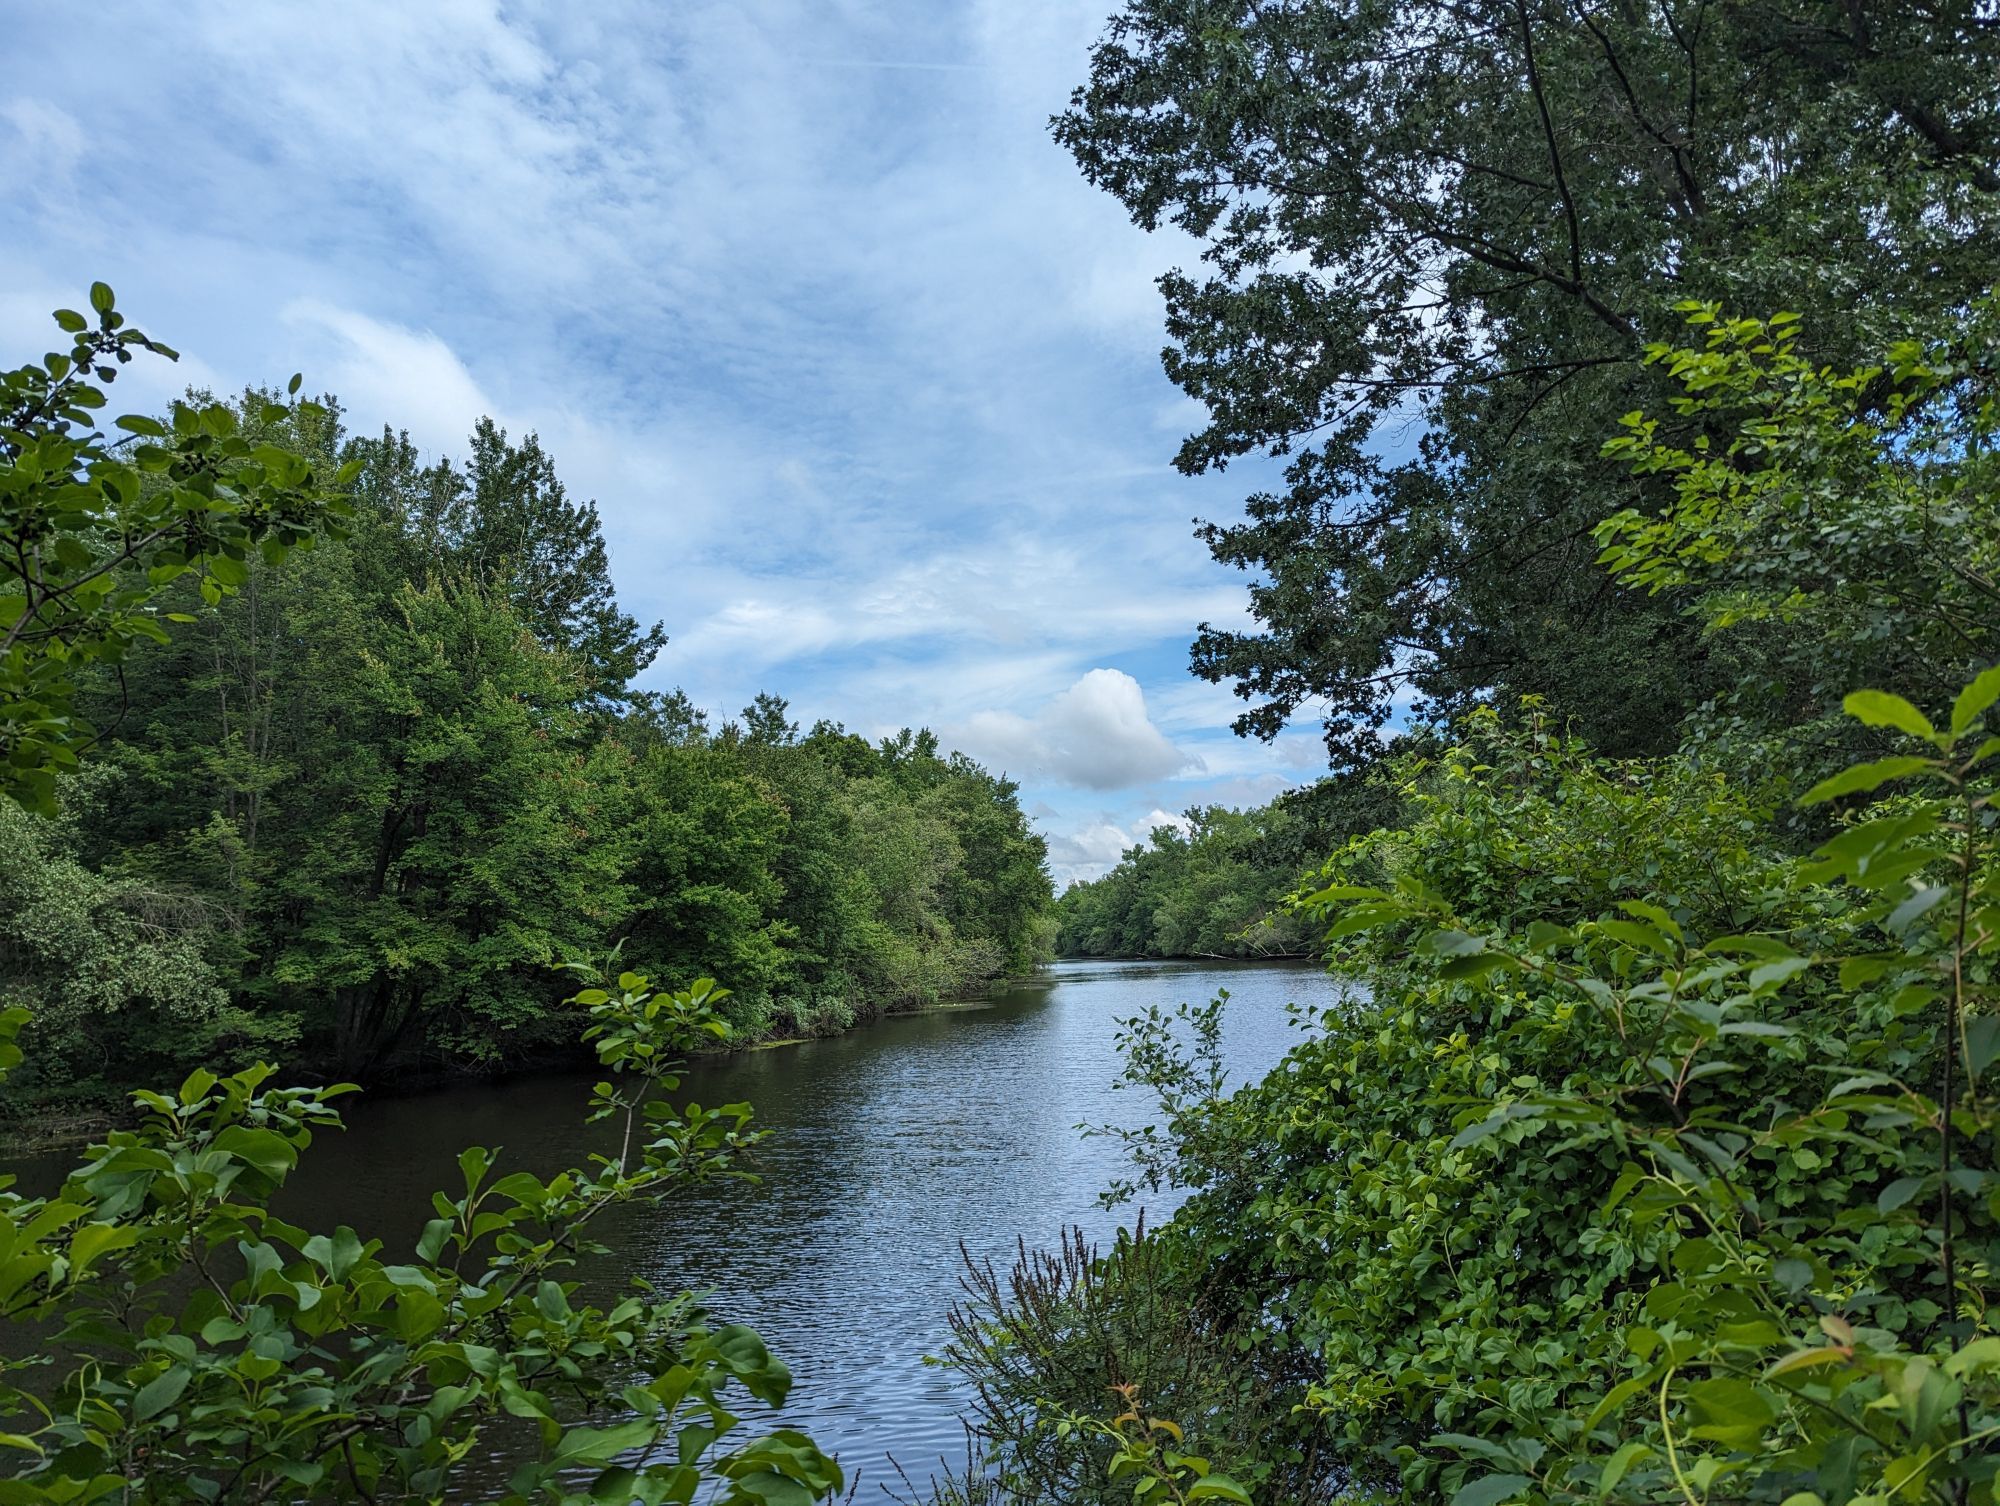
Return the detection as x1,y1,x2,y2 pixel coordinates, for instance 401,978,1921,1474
953,669,1196,791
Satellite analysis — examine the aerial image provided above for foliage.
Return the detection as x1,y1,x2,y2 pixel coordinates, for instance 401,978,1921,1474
1595,301,2000,786
1054,785,1382,959
0,769,264,1103
0,294,840,1504
0,288,349,810
1287,673,2000,1506
1056,0,2000,764
3,345,1055,1102
943,1224,1311,1506
0,972,843,1504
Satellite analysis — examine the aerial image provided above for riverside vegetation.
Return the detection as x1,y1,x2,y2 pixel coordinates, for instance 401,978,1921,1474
936,3,2000,1505
6,0,2000,1499
0,328,1055,1115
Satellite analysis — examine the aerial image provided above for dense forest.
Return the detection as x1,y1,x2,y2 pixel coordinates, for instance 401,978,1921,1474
0,392,1055,1111
3,0,2000,1500
1052,777,1392,958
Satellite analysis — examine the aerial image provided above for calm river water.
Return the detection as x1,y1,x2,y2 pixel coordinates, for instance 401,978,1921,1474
20,958,1338,1499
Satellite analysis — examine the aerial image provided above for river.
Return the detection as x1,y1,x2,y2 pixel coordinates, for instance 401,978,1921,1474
16,957,1339,1499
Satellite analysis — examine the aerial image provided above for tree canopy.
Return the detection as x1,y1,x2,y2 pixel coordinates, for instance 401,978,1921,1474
1057,0,2000,763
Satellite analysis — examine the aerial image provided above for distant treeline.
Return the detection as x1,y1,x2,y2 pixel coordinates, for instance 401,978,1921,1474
0,396,1054,1110
1053,778,1392,959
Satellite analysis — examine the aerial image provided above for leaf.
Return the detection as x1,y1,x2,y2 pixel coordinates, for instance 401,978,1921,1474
1747,956,1810,990
1798,756,1935,806
1877,1177,1925,1213
551,1417,659,1465
89,282,115,313
1186,1477,1253,1504
1686,1375,1775,1446
1451,1473,1532,1506
1600,1442,1653,1496
1419,929,1488,958
1951,665,2000,734
1967,1015,2000,1076
1842,690,1935,741
1886,886,1949,936
1439,953,1520,981
132,1366,191,1422
1766,1347,1849,1378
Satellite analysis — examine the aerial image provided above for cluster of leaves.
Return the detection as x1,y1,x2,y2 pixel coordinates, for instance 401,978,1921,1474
0,286,350,810
1058,0,1999,766
1305,673,2000,1506
1595,299,2000,787
0,969,842,1503
1042,1389,1251,1506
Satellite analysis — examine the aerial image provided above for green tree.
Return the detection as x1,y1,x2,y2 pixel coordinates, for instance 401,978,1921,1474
257,579,628,1077
0,289,347,809
1056,0,2000,764
346,419,665,706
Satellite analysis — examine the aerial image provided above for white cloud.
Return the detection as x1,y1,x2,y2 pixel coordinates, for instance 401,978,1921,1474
1,98,84,177
1043,818,1139,888
953,669,1196,791
282,300,504,457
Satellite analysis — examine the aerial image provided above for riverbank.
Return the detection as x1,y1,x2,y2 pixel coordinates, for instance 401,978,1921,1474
0,964,1052,1154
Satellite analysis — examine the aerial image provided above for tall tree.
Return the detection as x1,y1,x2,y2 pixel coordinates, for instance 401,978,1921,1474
1056,0,2000,763
347,419,665,705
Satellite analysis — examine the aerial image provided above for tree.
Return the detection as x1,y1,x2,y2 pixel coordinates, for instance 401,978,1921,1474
346,419,665,706
1056,0,2000,764
256,579,629,1077
0,287,348,809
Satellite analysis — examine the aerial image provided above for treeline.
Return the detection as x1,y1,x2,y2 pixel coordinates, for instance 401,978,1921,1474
1053,779,1390,959
1,396,1053,1108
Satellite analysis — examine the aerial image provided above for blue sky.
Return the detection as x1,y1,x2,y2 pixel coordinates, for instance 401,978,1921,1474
1,0,1329,884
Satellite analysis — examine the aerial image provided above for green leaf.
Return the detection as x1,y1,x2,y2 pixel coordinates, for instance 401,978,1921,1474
1798,756,1935,806
1186,1476,1253,1504
1842,690,1935,741
1965,1015,2000,1076
132,1365,191,1423
1886,886,1949,935
1686,1376,1775,1447
1419,929,1487,958
1877,1176,1925,1213
1451,1473,1532,1506
1600,1442,1653,1496
89,282,115,314
1951,665,2000,734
